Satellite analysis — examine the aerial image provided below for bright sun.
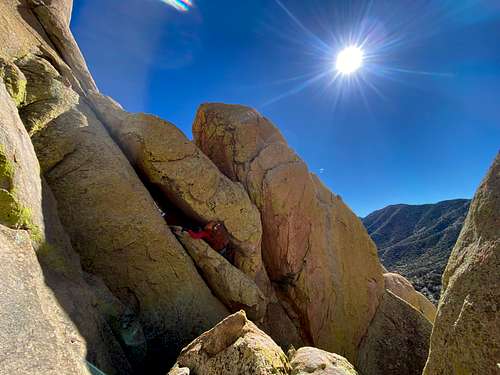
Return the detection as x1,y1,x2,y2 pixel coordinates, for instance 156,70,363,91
336,46,364,75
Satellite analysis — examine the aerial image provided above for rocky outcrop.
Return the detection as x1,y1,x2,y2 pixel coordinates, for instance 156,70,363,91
168,311,291,375
88,93,304,349
193,103,385,362
33,98,229,371
0,225,90,375
289,347,359,375
173,228,267,321
0,1,230,372
357,290,432,375
423,153,500,375
384,272,436,322
88,93,263,281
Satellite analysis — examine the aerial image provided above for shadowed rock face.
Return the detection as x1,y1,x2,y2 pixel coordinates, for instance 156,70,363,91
357,290,432,375
193,103,385,363
0,226,91,375
423,153,500,375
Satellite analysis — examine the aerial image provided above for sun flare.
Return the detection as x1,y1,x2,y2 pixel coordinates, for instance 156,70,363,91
336,46,364,75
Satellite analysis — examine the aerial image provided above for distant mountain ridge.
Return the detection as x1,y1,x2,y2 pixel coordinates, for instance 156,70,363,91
363,199,470,303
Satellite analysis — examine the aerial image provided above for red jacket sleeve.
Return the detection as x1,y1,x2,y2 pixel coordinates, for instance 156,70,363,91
188,229,210,240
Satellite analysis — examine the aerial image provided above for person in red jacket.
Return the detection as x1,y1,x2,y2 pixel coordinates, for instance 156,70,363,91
187,221,230,254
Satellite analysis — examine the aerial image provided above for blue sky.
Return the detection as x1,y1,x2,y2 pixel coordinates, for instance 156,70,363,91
72,0,500,216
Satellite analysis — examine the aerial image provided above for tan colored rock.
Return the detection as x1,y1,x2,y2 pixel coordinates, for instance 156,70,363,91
28,0,97,93
423,153,500,375
173,228,267,320
29,0,73,25
33,98,228,371
0,79,43,235
289,347,359,375
357,290,432,375
168,311,291,375
16,53,79,135
1,70,133,373
0,58,26,106
193,103,385,362
384,272,436,322
89,93,263,281
0,225,90,375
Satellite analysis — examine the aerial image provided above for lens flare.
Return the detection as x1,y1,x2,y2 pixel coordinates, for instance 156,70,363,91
336,46,364,75
160,0,193,12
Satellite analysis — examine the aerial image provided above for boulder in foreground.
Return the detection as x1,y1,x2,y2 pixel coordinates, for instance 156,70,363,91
423,153,500,375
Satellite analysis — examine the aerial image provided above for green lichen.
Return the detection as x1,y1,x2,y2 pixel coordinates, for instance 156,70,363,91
0,147,43,242
0,59,27,107
0,146,14,190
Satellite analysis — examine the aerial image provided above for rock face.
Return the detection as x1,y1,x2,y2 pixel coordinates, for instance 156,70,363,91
168,311,291,375
0,78,43,233
88,93,263,282
88,93,304,350
423,153,500,375
0,1,229,373
173,228,267,321
193,103,385,362
383,273,436,322
0,225,90,375
289,347,359,375
357,290,433,375
363,199,470,303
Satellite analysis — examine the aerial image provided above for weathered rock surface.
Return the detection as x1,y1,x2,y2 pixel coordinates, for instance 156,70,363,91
423,153,500,375
17,53,79,135
0,225,90,375
89,94,305,349
289,347,359,375
1,66,132,373
0,79,43,235
357,290,432,375
168,311,291,375
89,93,263,281
383,272,436,322
173,228,267,321
193,103,385,362
28,0,97,93
34,98,229,371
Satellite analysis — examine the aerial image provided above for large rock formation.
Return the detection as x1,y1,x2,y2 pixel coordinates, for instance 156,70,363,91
363,198,470,303
384,272,436,322
0,225,90,375
357,290,433,375
0,1,229,373
87,92,303,349
423,153,500,375
87,93,263,282
193,103,385,362
0,54,132,374
168,311,291,375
